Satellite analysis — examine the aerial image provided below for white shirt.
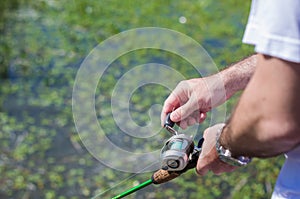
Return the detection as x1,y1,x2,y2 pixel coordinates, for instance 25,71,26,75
243,0,300,198
243,0,300,63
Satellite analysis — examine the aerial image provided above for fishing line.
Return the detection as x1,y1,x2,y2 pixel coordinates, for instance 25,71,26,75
90,161,159,199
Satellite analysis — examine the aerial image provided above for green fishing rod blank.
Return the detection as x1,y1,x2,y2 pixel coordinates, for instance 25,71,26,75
111,169,183,199
111,179,153,199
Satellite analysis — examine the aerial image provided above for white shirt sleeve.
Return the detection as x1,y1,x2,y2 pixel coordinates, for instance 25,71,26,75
243,0,300,63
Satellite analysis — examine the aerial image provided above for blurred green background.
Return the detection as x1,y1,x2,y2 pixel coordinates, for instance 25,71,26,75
0,0,284,198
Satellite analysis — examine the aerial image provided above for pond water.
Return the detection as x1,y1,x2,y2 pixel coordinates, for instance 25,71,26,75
0,1,282,199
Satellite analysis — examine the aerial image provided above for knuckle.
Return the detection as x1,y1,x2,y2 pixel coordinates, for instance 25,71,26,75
196,165,207,176
195,167,204,176
178,80,187,86
196,159,208,176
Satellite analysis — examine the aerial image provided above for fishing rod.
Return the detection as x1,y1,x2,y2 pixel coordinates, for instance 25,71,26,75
112,113,204,199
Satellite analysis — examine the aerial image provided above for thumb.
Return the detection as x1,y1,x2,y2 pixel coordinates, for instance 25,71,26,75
170,99,197,122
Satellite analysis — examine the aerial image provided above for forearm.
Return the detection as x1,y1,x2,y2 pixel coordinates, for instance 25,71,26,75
204,54,257,109
219,54,300,158
219,54,257,99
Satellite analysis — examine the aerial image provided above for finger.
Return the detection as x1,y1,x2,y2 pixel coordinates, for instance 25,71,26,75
161,102,177,126
196,164,209,176
178,119,188,129
160,94,182,126
196,159,210,176
211,161,227,175
187,117,197,126
212,165,237,175
196,168,209,176
211,159,237,175
170,99,197,122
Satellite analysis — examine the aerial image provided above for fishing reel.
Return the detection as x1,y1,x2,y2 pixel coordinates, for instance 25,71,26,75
161,133,194,171
160,113,203,172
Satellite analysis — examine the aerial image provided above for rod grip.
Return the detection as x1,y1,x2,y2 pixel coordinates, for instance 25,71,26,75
151,159,196,185
151,169,181,184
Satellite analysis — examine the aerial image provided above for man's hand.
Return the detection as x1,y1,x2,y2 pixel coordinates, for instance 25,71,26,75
161,76,226,129
196,123,237,175
160,55,256,129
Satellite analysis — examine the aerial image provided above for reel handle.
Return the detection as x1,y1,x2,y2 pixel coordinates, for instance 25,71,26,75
164,113,175,128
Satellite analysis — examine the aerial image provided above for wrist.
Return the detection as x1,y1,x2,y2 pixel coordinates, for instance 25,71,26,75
216,124,252,166
205,74,227,107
